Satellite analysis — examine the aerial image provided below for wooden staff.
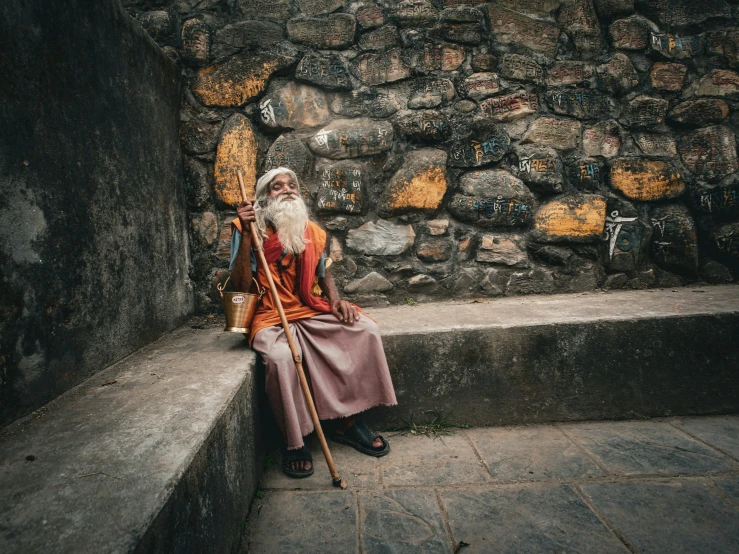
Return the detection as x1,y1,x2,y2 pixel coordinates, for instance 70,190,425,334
237,170,347,490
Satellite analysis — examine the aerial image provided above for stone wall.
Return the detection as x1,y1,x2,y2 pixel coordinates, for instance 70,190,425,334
0,0,193,427
126,0,739,311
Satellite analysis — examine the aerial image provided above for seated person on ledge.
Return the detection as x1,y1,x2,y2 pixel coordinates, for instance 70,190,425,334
230,167,397,478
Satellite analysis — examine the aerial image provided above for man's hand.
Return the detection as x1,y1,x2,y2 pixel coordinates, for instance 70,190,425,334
237,200,256,229
331,299,360,324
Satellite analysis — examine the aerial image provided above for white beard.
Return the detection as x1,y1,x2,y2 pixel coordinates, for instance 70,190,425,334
256,194,309,254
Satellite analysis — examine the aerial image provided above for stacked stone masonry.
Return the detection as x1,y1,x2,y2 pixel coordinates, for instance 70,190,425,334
126,0,739,310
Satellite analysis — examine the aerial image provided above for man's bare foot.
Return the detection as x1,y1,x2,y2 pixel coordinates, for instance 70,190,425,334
283,445,313,477
337,418,383,449
288,459,312,472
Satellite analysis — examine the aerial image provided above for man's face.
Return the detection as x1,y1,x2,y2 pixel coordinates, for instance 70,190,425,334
268,174,299,200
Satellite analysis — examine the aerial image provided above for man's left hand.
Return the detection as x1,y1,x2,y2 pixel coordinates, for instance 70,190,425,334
331,299,360,324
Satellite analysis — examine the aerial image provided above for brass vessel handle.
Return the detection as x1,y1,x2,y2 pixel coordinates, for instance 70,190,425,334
217,275,265,299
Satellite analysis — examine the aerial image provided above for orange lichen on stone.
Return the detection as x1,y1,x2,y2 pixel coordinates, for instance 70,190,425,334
214,115,257,206
610,159,685,201
192,58,280,107
387,167,447,211
534,195,607,239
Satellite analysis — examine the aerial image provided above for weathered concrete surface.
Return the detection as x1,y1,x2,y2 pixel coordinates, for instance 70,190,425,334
580,479,739,554
0,323,261,554
0,0,192,428
469,425,604,481
364,286,739,427
247,416,739,553
562,420,733,475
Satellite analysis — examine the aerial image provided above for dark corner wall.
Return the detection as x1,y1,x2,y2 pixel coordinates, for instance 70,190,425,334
0,0,193,428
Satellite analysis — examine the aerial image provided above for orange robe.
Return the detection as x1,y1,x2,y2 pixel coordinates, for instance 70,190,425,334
231,219,329,343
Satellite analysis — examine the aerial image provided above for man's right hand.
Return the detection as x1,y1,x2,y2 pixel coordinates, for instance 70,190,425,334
237,200,256,229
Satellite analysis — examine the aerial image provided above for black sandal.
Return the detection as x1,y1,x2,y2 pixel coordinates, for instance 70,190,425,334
332,420,390,457
282,445,314,478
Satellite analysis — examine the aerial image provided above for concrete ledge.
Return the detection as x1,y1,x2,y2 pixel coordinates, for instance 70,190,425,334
365,285,739,427
0,325,260,554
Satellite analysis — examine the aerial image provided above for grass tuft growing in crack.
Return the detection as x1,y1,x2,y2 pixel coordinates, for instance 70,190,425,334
389,409,469,438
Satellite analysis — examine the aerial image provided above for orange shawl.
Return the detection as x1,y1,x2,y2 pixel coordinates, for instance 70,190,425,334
231,219,331,342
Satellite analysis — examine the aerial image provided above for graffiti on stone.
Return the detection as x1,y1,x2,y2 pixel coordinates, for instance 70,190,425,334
486,5,560,58
678,125,739,183
649,62,687,91
669,99,729,127
546,62,595,86
517,150,563,191
258,82,330,130
603,210,646,270
571,158,604,190
393,110,452,142
356,4,385,29
609,158,685,201
430,22,482,45
449,129,510,168
263,135,314,185
709,29,739,67
295,52,352,91
358,25,400,50
633,133,677,158
497,0,561,16
330,89,400,118
409,78,456,108
500,54,543,83
650,32,701,59
623,96,668,129
423,43,466,71
696,70,739,97
480,91,538,122
583,120,621,158
461,73,500,101
308,119,393,159
546,89,607,120
533,195,607,243
522,118,582,150
608,15,651,50
443,0,485,6
352,48,411,85
299,0,346,16
214,21,283,57
181,19,210,66
390,0,438,26
639,0,729,28
287,15,356,49
711,222,739,262
238,0,291,21
692,184,739,216
315,163,365,214
449,170,535,228
382,148,448,214
650,204,699,274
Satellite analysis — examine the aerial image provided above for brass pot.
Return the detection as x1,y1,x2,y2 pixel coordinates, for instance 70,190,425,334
217,276,265,334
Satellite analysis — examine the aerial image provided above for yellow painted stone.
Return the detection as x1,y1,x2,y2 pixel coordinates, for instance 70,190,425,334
534,195,607,239
214,115,257,206
610,158,685,201
387,167,447,211
192,57,281,107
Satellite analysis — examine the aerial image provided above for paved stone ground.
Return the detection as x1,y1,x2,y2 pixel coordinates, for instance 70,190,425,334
243,415,739,553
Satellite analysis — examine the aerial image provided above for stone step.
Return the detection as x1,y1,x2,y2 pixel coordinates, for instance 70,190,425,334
247,415,739,553
0,323,261,554
364,285,739,428
2,286,738,553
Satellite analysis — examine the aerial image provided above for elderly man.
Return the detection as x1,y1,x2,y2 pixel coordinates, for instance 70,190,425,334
229,167,397,478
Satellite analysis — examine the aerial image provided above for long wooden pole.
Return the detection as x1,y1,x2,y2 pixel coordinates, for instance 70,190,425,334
237,170,347,489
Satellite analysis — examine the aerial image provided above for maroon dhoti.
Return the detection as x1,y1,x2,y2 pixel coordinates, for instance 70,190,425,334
252,313,397,450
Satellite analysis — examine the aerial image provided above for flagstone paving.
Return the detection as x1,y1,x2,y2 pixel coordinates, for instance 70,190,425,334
243,416,739,553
